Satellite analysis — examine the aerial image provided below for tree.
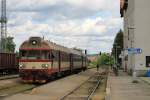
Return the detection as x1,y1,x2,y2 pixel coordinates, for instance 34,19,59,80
97,53,114,66
112,30,123,65
5,37,16,53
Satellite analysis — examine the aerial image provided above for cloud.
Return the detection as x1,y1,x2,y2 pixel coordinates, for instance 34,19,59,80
5,0,122,54
7,0,120,20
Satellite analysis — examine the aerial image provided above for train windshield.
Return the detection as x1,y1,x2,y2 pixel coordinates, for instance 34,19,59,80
20,50,50,60
28,50,40,59
41,51,50,60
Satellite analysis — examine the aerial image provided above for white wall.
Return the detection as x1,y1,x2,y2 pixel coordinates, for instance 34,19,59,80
123,0,135,71
134,0,150,71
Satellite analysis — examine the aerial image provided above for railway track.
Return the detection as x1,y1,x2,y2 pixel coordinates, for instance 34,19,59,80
0,71,79,99
0,75,19,80
60,72,105,100
0,68,92,81
0,70,88,99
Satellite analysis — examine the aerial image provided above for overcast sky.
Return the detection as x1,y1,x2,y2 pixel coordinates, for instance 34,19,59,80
3,0,122,54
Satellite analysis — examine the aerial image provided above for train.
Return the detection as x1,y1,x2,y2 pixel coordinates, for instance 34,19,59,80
0,53,18,75
19,37,87,83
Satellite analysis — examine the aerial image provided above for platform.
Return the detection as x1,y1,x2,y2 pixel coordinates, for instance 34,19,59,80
106,70,150,100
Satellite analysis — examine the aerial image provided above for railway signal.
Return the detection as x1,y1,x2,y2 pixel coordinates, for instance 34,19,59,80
99,51,101,55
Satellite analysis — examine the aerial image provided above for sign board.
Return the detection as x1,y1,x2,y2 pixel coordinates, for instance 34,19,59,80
128,48,142,54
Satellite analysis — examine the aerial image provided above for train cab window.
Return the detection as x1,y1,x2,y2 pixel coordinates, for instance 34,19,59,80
20,50,28,59
41,51,49,60
28,50,40,59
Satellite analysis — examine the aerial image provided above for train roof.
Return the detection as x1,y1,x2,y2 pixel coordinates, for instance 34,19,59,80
45,40,84,55
20,37,84,55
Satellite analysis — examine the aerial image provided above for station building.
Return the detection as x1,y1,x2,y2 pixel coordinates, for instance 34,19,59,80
120,0,150,76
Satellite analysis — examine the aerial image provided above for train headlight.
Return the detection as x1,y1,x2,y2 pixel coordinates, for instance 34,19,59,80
45,64,48,67
19,64,25,69
32,40,37,45
42,64,49,69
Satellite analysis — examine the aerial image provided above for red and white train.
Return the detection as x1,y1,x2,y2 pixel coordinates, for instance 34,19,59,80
19,37,87,83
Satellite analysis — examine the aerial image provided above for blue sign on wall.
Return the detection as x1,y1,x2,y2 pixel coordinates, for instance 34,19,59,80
128,48,142,54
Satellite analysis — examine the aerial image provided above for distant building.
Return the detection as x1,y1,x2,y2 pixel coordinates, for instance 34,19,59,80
87,54,99,62
120,0,150,76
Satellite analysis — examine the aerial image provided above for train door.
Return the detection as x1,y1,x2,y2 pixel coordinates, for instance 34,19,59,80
70,54,73,72
58,51,61,72
81,56,83,69
51,50,54,70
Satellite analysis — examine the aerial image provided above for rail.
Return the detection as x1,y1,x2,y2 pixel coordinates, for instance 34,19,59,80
60,73,95,100
87,76,101,100
60,72,103,100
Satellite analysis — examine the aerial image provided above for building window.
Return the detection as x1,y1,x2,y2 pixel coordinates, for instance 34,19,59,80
146,56,150,67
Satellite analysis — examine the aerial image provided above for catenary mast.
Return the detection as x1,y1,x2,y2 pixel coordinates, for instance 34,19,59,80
0,0,7,52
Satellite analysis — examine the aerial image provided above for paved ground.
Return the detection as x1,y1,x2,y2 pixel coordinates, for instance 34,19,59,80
106,70,150,100
2,69,97,100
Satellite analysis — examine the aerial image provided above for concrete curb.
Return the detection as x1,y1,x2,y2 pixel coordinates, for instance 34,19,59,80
105,87,110,100
105,74,111,100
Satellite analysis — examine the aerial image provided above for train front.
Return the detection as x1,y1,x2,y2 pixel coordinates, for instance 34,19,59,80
19,37,52,83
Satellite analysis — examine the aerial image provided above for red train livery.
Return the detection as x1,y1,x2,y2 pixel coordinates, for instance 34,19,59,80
19,37,87,83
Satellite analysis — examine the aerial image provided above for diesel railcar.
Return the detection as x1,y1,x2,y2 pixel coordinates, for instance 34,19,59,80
0,53,18,75
19,37,87,83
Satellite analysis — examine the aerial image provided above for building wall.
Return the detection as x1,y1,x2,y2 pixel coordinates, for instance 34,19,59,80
134,0,150,74
122,10,129,72
123,0,135,73
122,0,150,76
